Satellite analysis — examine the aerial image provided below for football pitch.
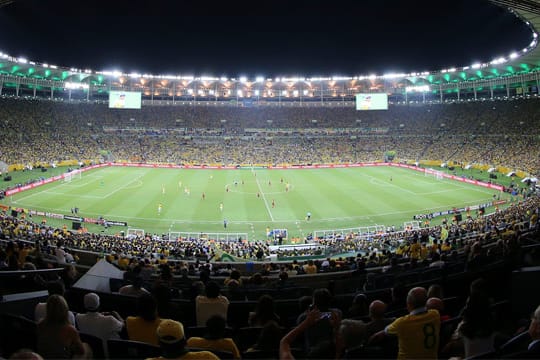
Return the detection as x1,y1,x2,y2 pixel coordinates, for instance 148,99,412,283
7,166,502,240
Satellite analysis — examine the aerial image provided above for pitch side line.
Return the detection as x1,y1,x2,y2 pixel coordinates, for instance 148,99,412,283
101,172,147,198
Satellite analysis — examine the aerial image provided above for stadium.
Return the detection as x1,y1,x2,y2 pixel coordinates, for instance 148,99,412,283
0,0,539,359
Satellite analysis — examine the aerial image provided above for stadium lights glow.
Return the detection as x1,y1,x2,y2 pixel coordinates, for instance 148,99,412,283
49,65,57,69
237,90,243,97
490,57,506,65
29,61,35,65
382,73,405,79
255,76,264,83
64,82,89,89
129,73,141,78
17,57,28,63
368,74,377,80
303,90,309,95
254,90,260,96
471,63,482,69
405,85,430,93
239,76,247,83
43,63,49,68
220,77,228,82
509,52,518,59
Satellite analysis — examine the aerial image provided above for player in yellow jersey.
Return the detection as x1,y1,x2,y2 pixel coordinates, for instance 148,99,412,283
158,203,163,215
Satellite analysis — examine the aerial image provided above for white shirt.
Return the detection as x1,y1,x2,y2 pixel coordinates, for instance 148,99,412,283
55,247,66,264
76,311,124,340
76,311,124,357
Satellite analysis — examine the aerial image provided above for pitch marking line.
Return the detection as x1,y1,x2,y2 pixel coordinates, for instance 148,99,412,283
252,170,275,222
101,172,147,198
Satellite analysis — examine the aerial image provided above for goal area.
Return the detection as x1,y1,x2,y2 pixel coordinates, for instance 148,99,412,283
64,169,82,182
425,168,444,180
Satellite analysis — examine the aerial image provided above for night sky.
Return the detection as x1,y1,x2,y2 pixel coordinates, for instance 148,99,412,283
0,0,533,78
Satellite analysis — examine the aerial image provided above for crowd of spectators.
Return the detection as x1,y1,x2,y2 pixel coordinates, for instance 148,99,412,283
0,97,538,173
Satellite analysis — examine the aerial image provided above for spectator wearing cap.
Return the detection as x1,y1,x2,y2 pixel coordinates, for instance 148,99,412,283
186,315,241,359
146,319,219,360
76,292,124,357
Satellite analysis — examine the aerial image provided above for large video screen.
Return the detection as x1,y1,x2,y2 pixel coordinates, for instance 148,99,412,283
355,93,388,110
109,91,142,109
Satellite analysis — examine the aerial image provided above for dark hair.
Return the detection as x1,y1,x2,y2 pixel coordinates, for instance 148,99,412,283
205,315,227,340
312,288,332,311
205,281,221,298
46,281,66,296
252,295,278,325
137,293,158,321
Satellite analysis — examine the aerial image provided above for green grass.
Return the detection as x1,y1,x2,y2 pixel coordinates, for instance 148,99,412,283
3,165,508,241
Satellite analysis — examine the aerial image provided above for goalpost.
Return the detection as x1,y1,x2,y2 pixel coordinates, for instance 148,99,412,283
127,228,145,239
64,169,82,183
425,168,444,180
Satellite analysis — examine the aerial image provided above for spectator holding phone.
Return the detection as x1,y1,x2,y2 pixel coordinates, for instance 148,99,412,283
295,288,342,352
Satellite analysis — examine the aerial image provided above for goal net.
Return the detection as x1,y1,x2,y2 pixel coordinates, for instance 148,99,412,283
425,168,444,180
127,228,145,239
64,169,82,183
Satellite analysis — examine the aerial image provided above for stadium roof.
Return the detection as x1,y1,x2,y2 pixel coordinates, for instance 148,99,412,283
0,0,539,90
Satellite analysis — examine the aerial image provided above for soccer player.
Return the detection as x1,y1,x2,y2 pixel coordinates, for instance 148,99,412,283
158,203,163,215
223,219,228,228
202,192,206,200
285,183,290,192
306,211,311,221
219,203,223,212
272,199,275,208
162,184,166,195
